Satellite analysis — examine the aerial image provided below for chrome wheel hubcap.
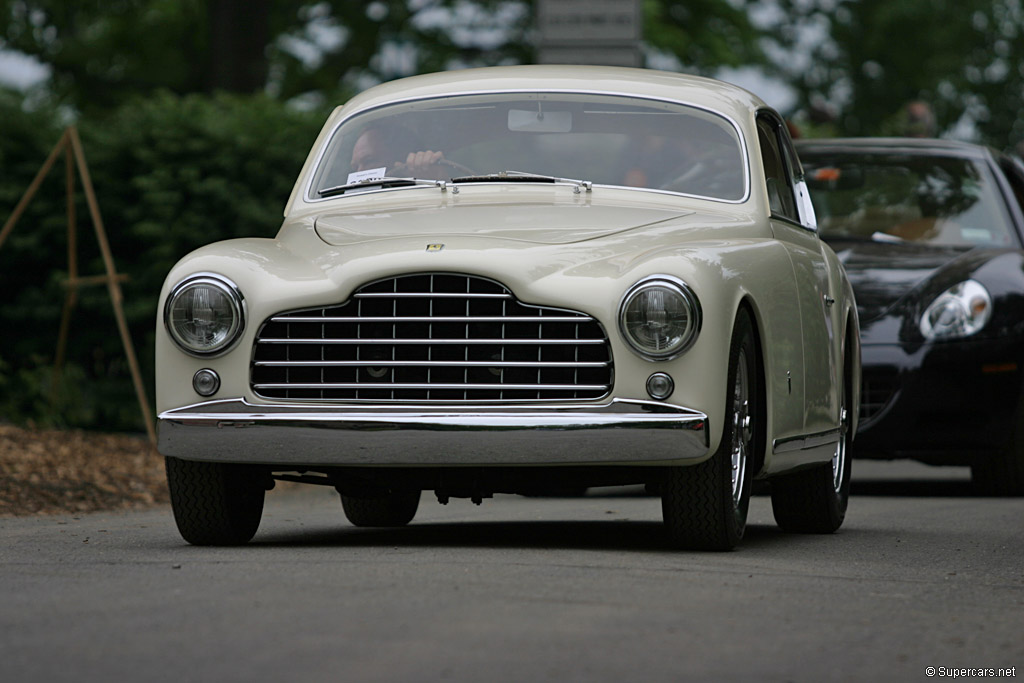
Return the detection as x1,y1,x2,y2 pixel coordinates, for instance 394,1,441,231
832,406,848,493
731,349,751,507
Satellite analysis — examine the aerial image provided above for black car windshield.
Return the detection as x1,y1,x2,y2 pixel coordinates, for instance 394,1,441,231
309,92,747,202
801,151,1019,248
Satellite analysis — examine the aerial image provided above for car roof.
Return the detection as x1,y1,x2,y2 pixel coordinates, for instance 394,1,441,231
333,65,768,123
794,137,991,160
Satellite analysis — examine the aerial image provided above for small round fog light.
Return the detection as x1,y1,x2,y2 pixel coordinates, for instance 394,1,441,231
193,369,221,397
646,372,674,400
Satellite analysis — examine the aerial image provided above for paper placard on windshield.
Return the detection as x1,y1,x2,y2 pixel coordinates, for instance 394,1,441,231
347,167,388,184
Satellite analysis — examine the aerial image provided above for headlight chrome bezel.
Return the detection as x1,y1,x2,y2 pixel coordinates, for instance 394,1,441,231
164,273,245,357
618,276,702,361
919,279,992,341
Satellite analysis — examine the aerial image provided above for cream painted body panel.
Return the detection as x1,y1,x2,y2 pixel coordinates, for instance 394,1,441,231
157,188,849,474
159,66,860,476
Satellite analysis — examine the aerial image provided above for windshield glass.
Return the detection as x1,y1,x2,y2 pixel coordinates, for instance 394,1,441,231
801,151,1019,247
309,92,747,201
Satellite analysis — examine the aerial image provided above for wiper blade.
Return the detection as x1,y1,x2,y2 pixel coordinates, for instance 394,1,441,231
450,170,593,193
318,177,450,198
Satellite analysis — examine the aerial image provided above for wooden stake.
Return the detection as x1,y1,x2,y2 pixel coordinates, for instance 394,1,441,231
1,127,157,446
0,130,69,252
67,127,157,445
52,143,78,395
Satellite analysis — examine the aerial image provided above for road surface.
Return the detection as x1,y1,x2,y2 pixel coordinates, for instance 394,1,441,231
2,461,1021,682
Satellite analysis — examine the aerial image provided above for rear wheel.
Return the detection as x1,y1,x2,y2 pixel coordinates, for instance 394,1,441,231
661,310,758,551
341,491,421,527
770,364,852,533
972,410,1024,495
165,457,266,545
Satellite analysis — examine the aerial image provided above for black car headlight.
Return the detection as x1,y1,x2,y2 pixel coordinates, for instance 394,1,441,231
919,279,991,341
164,274,245,356
619,278,701,359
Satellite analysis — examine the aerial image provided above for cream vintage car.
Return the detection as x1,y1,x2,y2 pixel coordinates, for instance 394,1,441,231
156,65,860,550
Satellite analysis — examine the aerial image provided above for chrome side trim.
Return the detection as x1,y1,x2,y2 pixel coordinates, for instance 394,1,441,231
157,397,709,467
772,427,841,455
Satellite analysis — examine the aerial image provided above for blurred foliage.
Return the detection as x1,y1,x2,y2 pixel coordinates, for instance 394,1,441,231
1,1,771,112
644,0,768,73
0,88,325,430
777,0,1024,149
2,0,1022,430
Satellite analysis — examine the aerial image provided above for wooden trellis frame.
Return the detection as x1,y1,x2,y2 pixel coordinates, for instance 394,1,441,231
0,127,156,445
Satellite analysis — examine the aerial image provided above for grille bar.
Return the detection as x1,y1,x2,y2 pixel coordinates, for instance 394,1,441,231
271,315,593,323
254,383,609,391
256,338,607,345
255,360,609,368
251,273,613,402
354,292,512,299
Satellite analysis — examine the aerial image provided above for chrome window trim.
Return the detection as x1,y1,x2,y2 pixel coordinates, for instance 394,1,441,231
163,272,246,359
302,89,752,206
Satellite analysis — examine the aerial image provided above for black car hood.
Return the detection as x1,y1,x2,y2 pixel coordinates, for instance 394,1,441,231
826,239,980,323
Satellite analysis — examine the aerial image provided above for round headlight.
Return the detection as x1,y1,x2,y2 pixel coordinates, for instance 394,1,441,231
619,278,701,359
164,275,244,356
919,279,991,341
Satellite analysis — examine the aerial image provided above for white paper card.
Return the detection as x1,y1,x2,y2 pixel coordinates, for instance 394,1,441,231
346,167,388,184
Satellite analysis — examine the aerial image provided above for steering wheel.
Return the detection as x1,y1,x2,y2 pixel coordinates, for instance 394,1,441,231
438,158,477,176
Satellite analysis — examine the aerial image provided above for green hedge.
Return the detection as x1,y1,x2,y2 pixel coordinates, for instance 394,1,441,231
0,90,328,431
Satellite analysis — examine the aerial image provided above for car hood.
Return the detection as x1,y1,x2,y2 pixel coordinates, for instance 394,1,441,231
314,201,694,246
826,239,997,324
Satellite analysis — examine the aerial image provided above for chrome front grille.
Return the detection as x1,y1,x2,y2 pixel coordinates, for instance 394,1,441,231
251,273,613,402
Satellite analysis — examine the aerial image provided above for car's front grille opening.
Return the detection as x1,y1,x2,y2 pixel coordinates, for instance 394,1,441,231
251,273,613,402
860,366,899,422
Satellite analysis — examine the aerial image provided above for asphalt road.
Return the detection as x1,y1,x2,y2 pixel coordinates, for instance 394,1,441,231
2,460,1022,683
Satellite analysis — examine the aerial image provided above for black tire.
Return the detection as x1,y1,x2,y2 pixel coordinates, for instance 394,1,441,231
165,456,266,545
662,310,759,551
971,417,1024,496
770,360,852,533
341,490,421,527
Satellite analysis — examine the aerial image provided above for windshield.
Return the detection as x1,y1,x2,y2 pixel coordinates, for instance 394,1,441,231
801,151,1019,248
309,92,747,202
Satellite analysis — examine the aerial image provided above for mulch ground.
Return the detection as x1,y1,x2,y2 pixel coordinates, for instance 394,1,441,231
0,423,169,516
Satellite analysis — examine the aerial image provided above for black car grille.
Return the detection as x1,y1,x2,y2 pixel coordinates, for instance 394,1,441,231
251,273,613,402
860,367,899,422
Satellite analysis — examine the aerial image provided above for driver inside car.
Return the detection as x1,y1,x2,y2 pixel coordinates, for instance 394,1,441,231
350,124,450,180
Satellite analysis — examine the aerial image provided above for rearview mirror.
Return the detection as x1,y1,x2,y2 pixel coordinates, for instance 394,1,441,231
508,108,572,133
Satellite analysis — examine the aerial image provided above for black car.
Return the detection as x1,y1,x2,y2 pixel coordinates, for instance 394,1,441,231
796,138,1024,494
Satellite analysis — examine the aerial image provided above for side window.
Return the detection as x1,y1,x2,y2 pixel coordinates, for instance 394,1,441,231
998,156,1024,211
756,115,799,223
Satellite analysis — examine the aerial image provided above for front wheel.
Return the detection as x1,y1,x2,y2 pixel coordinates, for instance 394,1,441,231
971,414,1024,495
165,457,266,545
661,310,759,551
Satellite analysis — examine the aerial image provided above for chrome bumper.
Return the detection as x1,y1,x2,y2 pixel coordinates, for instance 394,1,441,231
157,398,709,467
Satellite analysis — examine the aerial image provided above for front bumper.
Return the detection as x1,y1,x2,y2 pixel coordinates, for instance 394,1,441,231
856,336,1024,463
157,398,709,467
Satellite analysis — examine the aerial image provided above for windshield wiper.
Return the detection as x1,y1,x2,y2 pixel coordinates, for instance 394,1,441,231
318,177,450,198
450,170,593,194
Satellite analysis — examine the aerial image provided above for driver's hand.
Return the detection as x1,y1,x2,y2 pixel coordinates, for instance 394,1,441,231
397,150,446,178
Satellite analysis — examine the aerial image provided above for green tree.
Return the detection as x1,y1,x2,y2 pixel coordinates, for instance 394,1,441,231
777,0,1024,149
2,0,777,112
0,89,324,430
